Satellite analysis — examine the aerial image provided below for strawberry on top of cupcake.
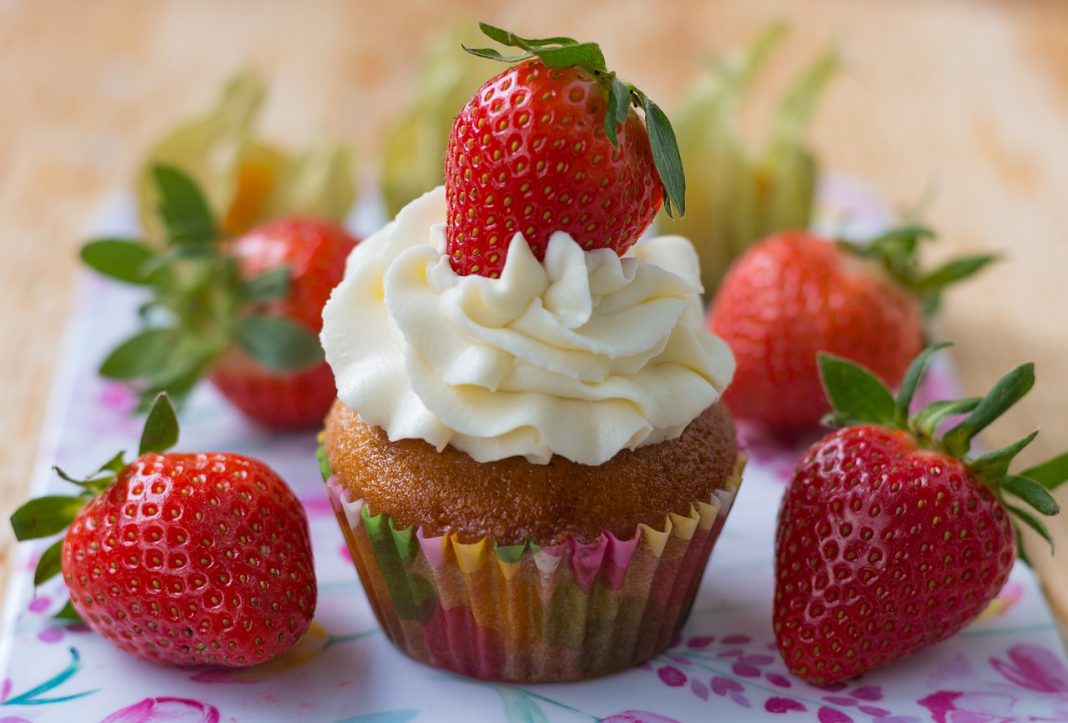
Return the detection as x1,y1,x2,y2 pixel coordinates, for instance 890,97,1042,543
322,24,734,467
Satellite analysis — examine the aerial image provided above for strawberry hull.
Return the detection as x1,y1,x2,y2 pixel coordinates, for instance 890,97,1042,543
325,457,745,682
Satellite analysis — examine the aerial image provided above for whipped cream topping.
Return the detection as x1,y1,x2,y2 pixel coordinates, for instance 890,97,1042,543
321,187,735,465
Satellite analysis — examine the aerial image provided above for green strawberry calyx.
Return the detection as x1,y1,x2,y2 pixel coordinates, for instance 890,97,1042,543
838,225,999,317
9,394,180,603
81,165,323,411
463,22,686,218
817,343,1066,560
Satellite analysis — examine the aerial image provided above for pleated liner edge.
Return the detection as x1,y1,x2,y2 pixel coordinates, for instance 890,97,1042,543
327,454,746,682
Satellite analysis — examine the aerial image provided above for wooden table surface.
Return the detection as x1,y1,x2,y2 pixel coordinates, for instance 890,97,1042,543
2,0,1067,637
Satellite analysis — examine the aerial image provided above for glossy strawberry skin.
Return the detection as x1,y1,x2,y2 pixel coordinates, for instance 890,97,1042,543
209,351,337,429
709,231,924,430
774,426,1015,684
213,219,357,428
444,59,662,278
229,219,356,332
62,453,316,667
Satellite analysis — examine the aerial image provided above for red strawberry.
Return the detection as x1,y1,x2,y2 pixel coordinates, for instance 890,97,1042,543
10,394,317,667
708,227,996,430
444,23,686,278
82,168,358,428
209,219,355,427
774,345,1065,684
209,355,337,430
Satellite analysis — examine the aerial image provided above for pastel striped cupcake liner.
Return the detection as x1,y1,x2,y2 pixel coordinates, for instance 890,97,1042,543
326,455,745,682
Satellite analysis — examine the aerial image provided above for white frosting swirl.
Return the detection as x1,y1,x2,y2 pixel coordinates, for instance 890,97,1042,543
321,187,734,465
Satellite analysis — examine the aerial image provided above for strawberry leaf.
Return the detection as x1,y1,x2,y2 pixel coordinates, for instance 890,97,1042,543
970,431,1039,481
641,93,686,217
139,393,179,456
911,397,980,438
464,26,601,69
838,225,994,318
1006,502,1054,550
54,600,83,624
895,341,951,425
974,431,1038,482
99,329,179,380
943,363,1035,457
53,466,87,485
96,451,127,475
817,352,896,427
1020,451,1068,492
477,24,577,49
916,254,1000,315
604,77,631,148
916,253,1000,289
868,224,933,251
137,348,218,411
81,239,158,285
34,538,65,587
1003,475,1061,517
53,456,122,495
1012,520,1033,567
10,496,86,541
234,315,324,372
243,266,291,302
535,43,606,71
153,164,217,249
462,46,534,64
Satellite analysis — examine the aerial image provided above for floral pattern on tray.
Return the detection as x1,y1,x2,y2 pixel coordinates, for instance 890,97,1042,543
1,184,1065,722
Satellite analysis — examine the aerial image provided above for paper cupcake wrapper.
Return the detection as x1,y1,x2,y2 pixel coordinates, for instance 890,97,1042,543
326,454,745,682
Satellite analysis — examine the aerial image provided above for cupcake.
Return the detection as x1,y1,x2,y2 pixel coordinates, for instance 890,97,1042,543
319,26,744,682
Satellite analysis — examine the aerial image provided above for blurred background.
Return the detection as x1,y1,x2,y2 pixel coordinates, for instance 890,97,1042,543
1,0,1066,625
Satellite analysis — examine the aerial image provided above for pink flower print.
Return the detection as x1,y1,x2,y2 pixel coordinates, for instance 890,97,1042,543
765,672,792,688
686,634,715,649
28,596,51,613
690,678,710,701
657,665,686,686
918,690,1019,723
100,697,220,723
602,712,681,723
816,707,854,723
36,627,64,644
990,643,1068,693
298,495,334,520
710,675,743,696
721,633,752,645
765,696,806,713
709,675,750,707
849,685,882,701
98,380,138,414
920,644,1068,722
